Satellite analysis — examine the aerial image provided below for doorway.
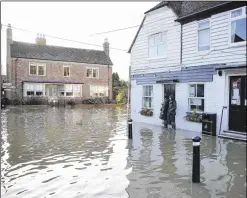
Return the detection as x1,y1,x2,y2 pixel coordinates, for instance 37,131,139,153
164,84,175,98
229,76,246,133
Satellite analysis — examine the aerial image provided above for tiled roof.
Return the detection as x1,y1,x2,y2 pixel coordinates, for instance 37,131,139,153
10,41,113,65
144,1,230,18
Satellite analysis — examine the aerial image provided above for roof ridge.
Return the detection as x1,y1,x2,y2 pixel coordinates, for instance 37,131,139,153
11,40,105,53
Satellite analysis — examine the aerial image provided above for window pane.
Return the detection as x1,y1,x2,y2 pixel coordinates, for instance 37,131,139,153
27,91,34,96
155,34,161,44
198,29,210,50
93,69,98,78
64,67,70,76
161,33,166,43
38,65,45,75
149,46,157,57
143,97,152,108
189,85,196,97
231,8,242,18
197,84,204,97
30,65,36,75
149,37,155,46
199,21,210,28
36,91,43,96
65,84,73,92
231,18,246,43
66,92,73,96
158,44,165,56
87,69,92,77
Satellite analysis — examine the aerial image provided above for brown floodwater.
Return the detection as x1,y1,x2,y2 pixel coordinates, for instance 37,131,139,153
1,106,246,198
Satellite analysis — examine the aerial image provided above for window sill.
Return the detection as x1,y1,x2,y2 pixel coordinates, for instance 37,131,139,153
228,42,247,48
148,56,167,61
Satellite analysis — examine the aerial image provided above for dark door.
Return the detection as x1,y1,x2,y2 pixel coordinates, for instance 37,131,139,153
164,84,175,98
229,76,246,133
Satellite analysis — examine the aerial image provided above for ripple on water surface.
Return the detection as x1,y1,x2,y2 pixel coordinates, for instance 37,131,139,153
1,106,246,198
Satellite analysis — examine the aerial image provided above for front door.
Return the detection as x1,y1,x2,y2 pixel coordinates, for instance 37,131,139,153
164,84,175,98
229,76,246,132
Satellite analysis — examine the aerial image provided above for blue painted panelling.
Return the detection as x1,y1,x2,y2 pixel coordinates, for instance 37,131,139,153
132,63,221,84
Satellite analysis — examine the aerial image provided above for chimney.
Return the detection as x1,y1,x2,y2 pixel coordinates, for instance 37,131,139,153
103,38,109,57
35,33,46,45
7,23,13,44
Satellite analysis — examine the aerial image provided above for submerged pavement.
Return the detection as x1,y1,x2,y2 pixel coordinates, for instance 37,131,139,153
1,106,246,198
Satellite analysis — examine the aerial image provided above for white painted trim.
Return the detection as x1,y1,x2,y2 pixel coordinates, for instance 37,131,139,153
228,6,247,47
63,65,71,77
192,142,200,146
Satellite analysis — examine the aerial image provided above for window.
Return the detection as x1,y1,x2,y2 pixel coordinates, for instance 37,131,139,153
65,84,73,96
29,62,46,76
90,85,108,97
64,66,70,77
188,84,204,112
148,32,166,58
230,7,246,44
86,68,99,78
58,84,82,97
142,86,153,109
29,63,37,75
198,20,210,51
38,64,45,76
25,83,44,96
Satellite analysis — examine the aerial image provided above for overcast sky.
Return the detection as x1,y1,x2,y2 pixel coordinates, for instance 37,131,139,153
1,2,158,80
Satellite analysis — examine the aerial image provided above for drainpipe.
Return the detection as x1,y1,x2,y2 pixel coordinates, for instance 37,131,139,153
15,58,18,104
108,64,110,103
180,23,183,66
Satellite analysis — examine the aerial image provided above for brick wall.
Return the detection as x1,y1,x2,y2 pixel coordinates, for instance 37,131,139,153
11,58,112,100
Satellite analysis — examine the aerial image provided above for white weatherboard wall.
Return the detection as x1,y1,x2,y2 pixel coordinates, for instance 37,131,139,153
131,80,163,126
131,6,181,75
182,9,246,67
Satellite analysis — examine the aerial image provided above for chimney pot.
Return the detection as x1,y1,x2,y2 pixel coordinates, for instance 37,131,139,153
103,38,109,57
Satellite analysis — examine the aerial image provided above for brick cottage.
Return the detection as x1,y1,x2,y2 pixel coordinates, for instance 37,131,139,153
6,24,113,104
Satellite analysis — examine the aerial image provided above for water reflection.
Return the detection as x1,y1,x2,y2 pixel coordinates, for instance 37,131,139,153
1,106,129,198
127,123,246,198
1,106,246,198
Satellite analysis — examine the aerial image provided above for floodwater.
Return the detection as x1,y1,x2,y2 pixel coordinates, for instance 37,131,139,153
1,106,246,198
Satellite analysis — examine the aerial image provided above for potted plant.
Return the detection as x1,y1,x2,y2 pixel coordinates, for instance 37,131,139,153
139,101,153,117
184,108,202,123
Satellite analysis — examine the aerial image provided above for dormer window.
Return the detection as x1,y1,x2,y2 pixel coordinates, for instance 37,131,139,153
198,20,210,51
230,6,246,44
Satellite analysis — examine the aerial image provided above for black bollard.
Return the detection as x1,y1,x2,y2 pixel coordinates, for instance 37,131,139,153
128,119,133,139
192,136,201,183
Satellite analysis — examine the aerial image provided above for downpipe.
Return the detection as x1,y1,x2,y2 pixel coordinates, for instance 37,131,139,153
219,106,227,136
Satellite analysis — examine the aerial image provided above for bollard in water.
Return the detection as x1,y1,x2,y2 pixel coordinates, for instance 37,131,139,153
192,136,201,183
128,119,133,139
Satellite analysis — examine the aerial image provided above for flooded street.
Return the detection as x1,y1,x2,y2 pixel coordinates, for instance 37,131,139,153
1,106,246,198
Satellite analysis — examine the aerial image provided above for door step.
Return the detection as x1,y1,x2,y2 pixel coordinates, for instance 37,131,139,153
219,131,246,142
223,130,246,135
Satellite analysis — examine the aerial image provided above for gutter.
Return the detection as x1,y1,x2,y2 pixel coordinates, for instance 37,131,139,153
175,2,231,22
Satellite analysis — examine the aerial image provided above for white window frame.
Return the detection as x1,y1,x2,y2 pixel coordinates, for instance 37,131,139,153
63,65,70,77
197,19,211,52
86,68,99,78
229,6,247,47
89,85,108,97
25,83,44,97
188,84,205,112
148,32,167,59
29,62,46,76
142,85,153,109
